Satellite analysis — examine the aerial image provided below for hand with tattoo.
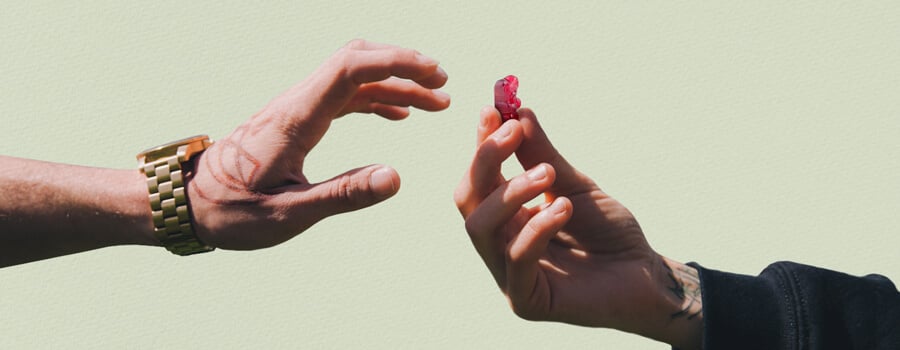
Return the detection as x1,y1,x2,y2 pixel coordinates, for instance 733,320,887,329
187,40,450,250
453,107,703,350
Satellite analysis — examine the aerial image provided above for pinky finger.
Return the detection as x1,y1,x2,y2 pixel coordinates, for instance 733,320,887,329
506,197,572,303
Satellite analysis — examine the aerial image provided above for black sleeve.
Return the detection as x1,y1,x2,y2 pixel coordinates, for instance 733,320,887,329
690,261,900,350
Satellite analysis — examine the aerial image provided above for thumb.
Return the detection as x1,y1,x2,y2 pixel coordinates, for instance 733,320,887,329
291,164,401,221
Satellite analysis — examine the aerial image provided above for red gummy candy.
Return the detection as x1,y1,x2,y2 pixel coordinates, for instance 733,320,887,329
494,75,521,122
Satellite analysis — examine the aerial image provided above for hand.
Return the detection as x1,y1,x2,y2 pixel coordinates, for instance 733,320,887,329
453,108,702,349
188,40,450,250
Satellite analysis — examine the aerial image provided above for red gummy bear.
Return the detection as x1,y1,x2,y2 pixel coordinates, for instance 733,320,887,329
494,75,521,122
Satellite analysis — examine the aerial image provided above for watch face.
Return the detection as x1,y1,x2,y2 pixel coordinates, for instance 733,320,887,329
137,135,211,165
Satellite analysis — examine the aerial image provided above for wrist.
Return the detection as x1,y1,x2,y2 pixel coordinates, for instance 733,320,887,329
592,254,703,349
644,255,704,350
135,134,216,255
108,168,161,247
181,151,220,249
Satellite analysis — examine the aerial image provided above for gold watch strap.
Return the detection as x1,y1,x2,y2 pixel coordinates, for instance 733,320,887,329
138,136,214,256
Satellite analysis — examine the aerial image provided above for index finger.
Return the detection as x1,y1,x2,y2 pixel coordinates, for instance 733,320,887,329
454,116,523,217
276,40,448,151
333,39,447,86
298,42,447,106
477,106,502,145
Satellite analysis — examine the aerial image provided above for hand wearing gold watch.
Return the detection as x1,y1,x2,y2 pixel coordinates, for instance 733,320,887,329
0,40,449,266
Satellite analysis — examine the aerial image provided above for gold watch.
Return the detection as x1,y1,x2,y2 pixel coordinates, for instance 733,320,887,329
137,135,214,256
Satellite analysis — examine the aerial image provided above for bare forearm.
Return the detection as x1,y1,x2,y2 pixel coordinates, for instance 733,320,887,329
0,155,158,267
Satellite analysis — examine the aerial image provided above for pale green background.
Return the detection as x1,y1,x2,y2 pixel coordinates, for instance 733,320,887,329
1,1,898,349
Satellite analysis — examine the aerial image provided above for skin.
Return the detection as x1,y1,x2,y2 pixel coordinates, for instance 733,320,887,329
453,107,703,349
1,39,702,348
0,39,450,266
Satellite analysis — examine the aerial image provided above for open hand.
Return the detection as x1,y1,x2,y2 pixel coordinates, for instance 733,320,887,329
188,40,450,250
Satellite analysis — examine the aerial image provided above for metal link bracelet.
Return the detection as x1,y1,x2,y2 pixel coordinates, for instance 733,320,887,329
137,135,214,256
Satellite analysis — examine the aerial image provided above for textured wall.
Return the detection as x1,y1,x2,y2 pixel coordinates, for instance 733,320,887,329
1,1,898,348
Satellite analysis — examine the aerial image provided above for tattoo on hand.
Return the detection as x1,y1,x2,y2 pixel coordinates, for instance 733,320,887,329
663,258,703,320
191,118,267,206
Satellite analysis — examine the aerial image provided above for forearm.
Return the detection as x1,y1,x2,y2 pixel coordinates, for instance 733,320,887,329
0,155,158,267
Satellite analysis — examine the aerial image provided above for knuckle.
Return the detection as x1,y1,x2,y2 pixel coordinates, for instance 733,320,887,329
509,174,531,192
505,253,521,267
392,79,418,94
336,51,370,86
506,243,528,266
510,302,541,321
345,38,367,49
334,43,353,61
502,179,532,206
269,211,289,227
391,48,417,62
473,141,499,163
330,174,352,201
464,218,479,236
452,187,469,211
329,174,367,207
334,51,355,79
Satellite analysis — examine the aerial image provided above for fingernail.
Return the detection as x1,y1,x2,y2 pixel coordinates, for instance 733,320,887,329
369,167,397,198
492,122,512,141
479,106,496,127
549,198,567,214
527,164,548,181
416,53,438,65
433,90,450,101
